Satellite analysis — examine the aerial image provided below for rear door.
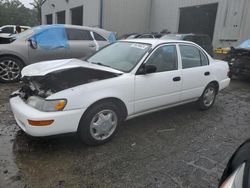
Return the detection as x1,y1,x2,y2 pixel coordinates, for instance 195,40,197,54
178,44,211,101
65,28,96,59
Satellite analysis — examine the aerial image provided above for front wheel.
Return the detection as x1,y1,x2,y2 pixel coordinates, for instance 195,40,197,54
78,102,122,146
0,56,24,83
198,83,217,110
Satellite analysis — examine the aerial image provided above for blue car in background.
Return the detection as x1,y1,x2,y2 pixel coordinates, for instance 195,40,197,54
0,24,116,83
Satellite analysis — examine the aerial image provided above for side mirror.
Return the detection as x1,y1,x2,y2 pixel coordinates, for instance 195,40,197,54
28,39,38,49
219,139,250,188
138,64,157,75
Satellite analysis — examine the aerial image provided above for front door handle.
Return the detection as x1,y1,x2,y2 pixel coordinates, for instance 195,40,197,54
204,71,210,76
173,76,181,82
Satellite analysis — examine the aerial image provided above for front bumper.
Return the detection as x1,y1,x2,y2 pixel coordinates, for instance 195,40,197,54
10,96,86,137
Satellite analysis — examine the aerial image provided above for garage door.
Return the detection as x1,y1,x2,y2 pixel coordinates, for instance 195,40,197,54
178,3,218,40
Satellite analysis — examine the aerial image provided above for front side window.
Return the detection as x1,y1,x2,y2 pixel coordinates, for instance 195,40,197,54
146,45,178,72
88,42,151,72
179,45,208,69
66,28,92,40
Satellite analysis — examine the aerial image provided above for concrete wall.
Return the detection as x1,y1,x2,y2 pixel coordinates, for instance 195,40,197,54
41,0,101,27
102,0,152,36
150,0,249,47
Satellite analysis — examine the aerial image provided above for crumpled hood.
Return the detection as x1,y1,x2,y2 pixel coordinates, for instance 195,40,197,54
21,58,123,77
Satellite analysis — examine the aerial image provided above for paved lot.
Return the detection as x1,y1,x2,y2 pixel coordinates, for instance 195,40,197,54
0,79,250,188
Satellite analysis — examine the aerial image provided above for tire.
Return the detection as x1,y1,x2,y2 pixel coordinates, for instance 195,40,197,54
0,56,24,83
78,101,122,146
198,83,217,110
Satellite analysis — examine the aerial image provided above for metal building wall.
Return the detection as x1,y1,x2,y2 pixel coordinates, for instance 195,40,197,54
150,0,249,48
41,0,101,27
102,0,152,36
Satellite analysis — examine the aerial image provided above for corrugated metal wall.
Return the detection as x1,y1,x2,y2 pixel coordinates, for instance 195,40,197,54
41,0,100,27
102,0,152,36
150,0,249,47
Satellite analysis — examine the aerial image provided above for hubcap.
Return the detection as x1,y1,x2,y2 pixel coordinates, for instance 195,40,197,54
90,109,118,141
0,60,20,81
203,87,215,107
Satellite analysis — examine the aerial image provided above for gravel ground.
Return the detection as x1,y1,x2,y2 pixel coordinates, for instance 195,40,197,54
0,79,250,188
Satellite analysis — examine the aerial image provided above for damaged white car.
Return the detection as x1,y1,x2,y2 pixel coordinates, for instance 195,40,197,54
10,39,230,145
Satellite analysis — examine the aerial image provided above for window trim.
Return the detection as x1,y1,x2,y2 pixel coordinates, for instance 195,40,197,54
136,44,179,75
177,43,210,70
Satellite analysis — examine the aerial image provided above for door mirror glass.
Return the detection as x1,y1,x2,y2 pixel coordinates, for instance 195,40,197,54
28,39,38,49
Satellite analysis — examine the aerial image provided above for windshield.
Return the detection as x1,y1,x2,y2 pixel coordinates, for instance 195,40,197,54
87,42,151,72
238,39,250,49
14,28,35,41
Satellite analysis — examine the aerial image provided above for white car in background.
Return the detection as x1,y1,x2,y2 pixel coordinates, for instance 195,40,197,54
10,39,230,145
0,25,30,35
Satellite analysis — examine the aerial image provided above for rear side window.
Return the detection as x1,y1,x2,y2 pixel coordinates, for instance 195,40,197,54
66,28,92,40
179,45,208,69
93,32,106,41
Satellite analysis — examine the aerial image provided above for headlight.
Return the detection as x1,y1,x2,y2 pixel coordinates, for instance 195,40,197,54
27,96,67,112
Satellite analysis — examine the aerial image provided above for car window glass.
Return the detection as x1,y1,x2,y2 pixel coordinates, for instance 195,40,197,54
180,45,203,69
88,42,151,72
146,45,178,72
139,35,153,38
1,27,13,33
200,51,209,66
201,36,211,45
183,36,194,42
192,36,203,45
93,32,106,41
66,28,92,40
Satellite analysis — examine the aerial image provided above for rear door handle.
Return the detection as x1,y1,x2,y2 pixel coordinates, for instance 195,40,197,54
204,72,210,76
173,76,181,82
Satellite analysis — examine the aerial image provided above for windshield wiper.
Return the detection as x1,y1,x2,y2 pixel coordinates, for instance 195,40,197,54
91,62,111,68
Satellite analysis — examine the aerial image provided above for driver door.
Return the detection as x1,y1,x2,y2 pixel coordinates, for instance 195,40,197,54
134,44,182,113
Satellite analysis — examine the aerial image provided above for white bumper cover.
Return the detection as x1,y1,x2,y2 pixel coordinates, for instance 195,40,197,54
10,96,86,137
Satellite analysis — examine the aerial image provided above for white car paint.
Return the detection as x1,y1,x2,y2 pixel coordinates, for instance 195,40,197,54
10,39,230,137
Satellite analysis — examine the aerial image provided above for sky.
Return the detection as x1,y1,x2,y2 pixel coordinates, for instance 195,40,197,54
20,0,34,9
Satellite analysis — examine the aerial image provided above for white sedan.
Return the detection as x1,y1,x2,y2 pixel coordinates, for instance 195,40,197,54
10,39,230,145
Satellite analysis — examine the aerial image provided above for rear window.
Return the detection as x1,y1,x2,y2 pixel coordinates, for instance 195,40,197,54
66,28,92,40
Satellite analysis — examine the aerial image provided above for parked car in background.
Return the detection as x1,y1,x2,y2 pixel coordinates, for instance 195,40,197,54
10,39,230,145
0,25,31,44
161,33,214,57
119,32,163,40
0,24,115,83
226,39,250,80
0,25,30,35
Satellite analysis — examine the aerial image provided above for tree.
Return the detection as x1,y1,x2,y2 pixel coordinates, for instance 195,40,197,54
30,0,46,25
0,0,39,27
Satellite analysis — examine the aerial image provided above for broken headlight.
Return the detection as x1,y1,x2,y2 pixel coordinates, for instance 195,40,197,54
26,96,67,112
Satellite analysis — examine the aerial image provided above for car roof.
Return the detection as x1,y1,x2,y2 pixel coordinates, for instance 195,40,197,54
121,38,197,48
0,25,30,28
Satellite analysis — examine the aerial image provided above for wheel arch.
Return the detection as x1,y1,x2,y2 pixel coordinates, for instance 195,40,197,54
82,97,128,122
0,54,26,66
208,80,219,94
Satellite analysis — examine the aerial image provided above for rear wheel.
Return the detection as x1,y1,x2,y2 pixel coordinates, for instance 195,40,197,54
0,56,24,83
198,83,217,110
78,102,122,146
